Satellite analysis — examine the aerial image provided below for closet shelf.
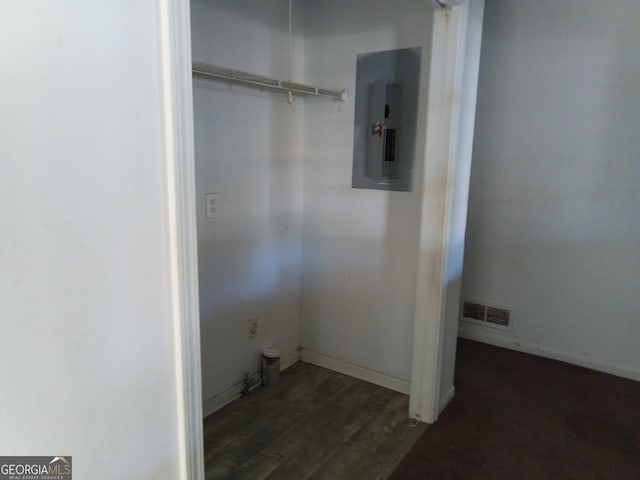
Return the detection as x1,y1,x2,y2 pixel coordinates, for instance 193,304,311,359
192,61,347,101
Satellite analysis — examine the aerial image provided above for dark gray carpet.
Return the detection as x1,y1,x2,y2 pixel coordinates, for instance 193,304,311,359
391,339,640,480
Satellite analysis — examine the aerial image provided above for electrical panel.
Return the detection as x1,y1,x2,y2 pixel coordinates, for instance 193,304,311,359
352,48,421,192
367,81,401,179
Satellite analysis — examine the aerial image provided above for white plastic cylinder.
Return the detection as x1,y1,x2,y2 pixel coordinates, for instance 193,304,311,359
262,348,281,388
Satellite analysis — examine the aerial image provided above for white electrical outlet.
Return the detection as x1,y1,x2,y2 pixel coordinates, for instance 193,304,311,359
205,192,218,219
248,318,258,339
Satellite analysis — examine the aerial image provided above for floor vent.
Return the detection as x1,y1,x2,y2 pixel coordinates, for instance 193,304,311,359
461,300,512,330
462,301,485,322
486,306,510,326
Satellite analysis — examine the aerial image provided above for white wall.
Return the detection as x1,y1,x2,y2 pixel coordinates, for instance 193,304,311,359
461,0,640,380
0,1,185,478
191,0,305,409
301,0,434,390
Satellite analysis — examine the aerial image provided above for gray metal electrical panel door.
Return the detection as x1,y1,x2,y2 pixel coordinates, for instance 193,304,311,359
352,48,421,192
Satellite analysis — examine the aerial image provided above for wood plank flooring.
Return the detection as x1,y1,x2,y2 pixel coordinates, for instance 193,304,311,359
203,362,426,480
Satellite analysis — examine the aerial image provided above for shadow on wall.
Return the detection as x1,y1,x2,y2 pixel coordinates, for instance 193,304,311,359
193,75,303,401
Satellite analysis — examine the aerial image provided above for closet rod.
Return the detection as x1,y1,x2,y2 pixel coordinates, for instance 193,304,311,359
192,61,347,101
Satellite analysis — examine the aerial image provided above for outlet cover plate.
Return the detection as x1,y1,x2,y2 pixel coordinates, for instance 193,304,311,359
248,318,258,339
205,192,218,219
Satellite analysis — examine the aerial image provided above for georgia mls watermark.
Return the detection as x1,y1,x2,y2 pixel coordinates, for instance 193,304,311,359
0,457,71,480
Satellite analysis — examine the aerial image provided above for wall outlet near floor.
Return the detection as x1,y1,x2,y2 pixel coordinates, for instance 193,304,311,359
205,192,218,219
248,318,258,339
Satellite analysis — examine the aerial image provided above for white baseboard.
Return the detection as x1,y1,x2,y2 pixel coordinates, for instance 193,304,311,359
438,385,455,414
280,349,301,372
300,349,410,395
458,326,640,382
202,350,301,418
202,371,261,418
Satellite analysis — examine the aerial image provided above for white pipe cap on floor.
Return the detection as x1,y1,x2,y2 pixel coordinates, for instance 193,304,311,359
263,348,280,359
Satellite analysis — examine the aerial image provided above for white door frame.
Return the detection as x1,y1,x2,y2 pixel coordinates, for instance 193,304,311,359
157,0,205,479
409,2,480,424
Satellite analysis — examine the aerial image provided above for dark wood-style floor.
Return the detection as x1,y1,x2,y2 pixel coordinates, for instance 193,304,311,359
391,338,640,480
203,362,425,479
